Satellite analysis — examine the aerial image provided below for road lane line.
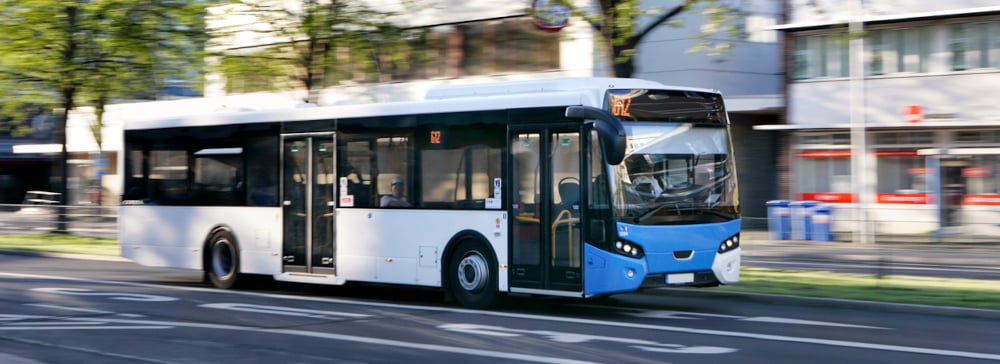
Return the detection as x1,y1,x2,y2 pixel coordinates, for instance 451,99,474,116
200,303,373,319
3,271,999,361
43,315,598,364
4,337,179,364
23,303,147,318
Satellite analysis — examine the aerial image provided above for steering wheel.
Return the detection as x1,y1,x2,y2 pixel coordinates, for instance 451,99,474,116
558,176,579,186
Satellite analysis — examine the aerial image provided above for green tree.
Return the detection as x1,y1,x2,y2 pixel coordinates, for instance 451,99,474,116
0,0,208,224
210,0,420,103
551,0,741,77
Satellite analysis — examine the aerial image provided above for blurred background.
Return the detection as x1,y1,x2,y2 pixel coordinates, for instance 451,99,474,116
1,0,999,243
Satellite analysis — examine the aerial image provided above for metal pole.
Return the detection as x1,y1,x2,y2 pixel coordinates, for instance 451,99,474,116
849,0,870,243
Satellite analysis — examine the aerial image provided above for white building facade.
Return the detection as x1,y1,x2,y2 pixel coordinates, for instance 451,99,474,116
768,1,1000,237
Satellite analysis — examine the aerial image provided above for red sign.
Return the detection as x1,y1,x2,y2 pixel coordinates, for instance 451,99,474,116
963,194,1000,205
532,0,570,32
798,150,851,158
962,167,988,178
905,105,923,123
877,193,929,204
800,192,854,203
875,150,919,157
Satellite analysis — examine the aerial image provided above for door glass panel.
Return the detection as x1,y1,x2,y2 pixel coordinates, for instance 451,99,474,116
283,138,308,266
312,138,335,268
512,133,541,270
551,132,581,269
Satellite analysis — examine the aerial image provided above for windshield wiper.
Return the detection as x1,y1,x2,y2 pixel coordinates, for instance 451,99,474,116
633,202,679,224
634,204,736,224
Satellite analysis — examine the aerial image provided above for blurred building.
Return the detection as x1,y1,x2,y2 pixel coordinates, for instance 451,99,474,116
764,1,1000,236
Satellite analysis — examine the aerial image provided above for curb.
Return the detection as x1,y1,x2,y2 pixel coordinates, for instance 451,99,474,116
651,287,1000,320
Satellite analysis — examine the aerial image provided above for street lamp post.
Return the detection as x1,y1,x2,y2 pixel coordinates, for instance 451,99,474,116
849,0,871,243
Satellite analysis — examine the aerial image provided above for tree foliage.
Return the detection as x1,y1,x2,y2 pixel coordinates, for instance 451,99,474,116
0,0,210,142
210,0,421,103
555,0,742,77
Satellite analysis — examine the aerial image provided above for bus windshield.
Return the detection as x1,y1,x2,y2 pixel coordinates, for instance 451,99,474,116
611,122,739,225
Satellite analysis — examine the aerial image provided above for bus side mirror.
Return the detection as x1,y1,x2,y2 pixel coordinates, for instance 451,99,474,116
565,106,626,165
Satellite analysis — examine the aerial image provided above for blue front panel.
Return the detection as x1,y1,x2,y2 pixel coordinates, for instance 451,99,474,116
621,219,740,274
583,243,647,295
584,219,741,296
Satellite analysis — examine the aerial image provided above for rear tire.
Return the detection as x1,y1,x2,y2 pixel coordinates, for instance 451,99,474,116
207,230,241,289
448,240,499,309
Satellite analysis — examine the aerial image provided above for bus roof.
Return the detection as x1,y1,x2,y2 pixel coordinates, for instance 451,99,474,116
123,77,719,131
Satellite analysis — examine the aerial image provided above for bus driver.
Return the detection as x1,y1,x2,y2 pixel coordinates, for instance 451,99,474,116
380,177,411,207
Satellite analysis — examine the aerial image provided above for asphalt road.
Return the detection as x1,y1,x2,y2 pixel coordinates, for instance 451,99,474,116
1,254,998,363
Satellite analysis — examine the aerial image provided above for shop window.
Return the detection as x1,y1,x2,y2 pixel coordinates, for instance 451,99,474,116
966,156,1000,195
877,155,927,194
797,152,851,195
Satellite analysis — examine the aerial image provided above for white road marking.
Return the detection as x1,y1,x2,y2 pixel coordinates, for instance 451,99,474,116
740,316,887,329
439,323,737,354
31,287,178,302
24,303,147,318
626,310,889,329
2,314,596,364
0,314,170,331
200,303,373,319
2,271,999,361
5,337,180,364
24,303,115,315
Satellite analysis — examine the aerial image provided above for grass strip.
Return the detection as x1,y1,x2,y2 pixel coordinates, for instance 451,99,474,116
0,233,119,257
719,268,1000,310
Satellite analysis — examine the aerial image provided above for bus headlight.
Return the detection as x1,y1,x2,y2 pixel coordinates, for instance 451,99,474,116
614,240,644,258
717,234,740,254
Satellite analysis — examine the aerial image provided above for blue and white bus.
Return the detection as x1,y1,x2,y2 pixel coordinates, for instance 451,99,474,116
120,77,740,308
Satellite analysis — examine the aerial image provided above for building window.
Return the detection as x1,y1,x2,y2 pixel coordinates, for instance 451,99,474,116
955,129,1000,144
876,154,927,194
868,30,886,75
825,35,848,77
874,131,934,145
792,36,813,79
797,152,851,194
793,20,1000,81
991,22,1000,68
966,156,1000,195
898,27,928,73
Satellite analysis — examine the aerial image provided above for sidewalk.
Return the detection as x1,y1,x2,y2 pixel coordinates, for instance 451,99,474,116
741,229,1000,277
742,228,1000,253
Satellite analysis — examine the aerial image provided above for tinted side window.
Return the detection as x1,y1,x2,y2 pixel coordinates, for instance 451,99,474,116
122,124,279,206
418,122,504,209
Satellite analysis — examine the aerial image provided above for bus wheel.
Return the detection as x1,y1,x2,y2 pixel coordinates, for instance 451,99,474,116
207,230,240,289
449,240,498,309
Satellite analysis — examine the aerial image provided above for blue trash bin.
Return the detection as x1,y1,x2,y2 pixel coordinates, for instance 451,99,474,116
790,201,819,240
766,200,791,240
811,204,834,241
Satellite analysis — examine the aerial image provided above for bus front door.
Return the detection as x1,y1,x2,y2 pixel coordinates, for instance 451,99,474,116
281,133,338,275
510,128,583,294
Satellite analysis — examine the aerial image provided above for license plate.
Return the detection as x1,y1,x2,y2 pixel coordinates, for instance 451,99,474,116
667,273,694,284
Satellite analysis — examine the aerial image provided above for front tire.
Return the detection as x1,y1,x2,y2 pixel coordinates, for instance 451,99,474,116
207,230,241,289
448,240,499,309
